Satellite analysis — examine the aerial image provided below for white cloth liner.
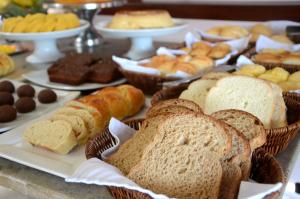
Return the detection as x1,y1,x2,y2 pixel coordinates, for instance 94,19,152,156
112,32,249,78
66,118,283,199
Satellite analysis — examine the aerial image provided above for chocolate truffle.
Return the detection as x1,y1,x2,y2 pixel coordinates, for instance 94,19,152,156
0,80,15,93
0,105,17,123
15,97,36,113
17,84,35,97
0,92,14,105
38,89,57,104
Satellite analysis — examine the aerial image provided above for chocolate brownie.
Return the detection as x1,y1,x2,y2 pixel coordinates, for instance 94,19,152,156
88,59,122,83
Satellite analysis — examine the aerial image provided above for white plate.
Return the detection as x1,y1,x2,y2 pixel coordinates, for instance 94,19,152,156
0,111,85,178
0,79,80,132
95,19,187,38
23,69,127,91
0,20,89,41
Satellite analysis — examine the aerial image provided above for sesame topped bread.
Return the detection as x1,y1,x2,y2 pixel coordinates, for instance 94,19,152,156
179,79,217,109
146,98,203,117
212,109,266,151
23,120,77,155
204,75,275,128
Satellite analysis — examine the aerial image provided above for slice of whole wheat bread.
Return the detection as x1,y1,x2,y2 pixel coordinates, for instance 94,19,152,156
212,109,266,151
146,105,194,118
146,98,203,117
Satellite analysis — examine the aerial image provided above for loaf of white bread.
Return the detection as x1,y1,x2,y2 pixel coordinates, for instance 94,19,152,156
180,75,287,129
23,84,145,154
107,99,265,199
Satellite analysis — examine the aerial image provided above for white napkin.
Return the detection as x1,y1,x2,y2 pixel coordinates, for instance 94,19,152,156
238,182,282,199
256,35,300,53
66,118,283,199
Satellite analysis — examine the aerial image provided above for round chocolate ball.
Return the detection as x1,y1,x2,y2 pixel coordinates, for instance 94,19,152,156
0,92,14,105
15,97,36,113
0,80,15,93
17,84,35,98
0,105,17,123
38,89,57,104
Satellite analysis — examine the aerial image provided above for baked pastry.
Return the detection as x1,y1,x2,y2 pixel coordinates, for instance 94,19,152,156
208,43,231,59
250,24,272,42
17,84,35,97
271,35,294,44
88,59,122,83
107,10,173,29
38,89,57,104
0,53,15,77
206,25,249,39
15,97,36,113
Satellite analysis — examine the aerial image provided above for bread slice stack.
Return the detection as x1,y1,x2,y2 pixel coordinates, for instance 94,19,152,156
107,98,266,199
23,85,145,155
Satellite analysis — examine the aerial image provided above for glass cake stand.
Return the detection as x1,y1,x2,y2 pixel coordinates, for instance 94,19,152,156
43,0,127,47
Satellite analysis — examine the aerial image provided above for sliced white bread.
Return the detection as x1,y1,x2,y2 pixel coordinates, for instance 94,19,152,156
219,162,242,199
269,83,287,128
50,113,89,144
128,148,222,199
212,109,266,151
204,75,275,128
23,120,77,155
179,79,217,109
55,106,104,139
146,98,203,117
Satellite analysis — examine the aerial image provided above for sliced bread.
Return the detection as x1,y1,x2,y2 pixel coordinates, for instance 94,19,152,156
55,106,104,139
146,105,194,118
179,79,217,109
204,75,275,128
146,98,203,117
219,162,242,199
212,109,266,150
128,148,222,199
23,120,77,154
269,83,287,128
50,113,89,144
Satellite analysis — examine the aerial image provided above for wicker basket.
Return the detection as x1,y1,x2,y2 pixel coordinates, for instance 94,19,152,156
118,68,180,94
151,85,300,156
85,120,285,199
243,48,300,73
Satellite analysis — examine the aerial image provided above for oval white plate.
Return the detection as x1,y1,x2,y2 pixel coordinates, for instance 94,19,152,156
23,69,126,91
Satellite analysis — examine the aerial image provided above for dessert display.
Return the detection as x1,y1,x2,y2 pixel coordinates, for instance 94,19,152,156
141,42,231,75
179,75,287,128
0,53,15,77
15,97,36,113
23,84,145,154
17,84,35,97
0,92,14,105
234,64,300,91
252,49,300,65
1,13,80,33
0,80,59,123
107,99,265,199
205,25,249,39
0,105,17,123
47,53,122,85
107,10,174,30
38,89,57,104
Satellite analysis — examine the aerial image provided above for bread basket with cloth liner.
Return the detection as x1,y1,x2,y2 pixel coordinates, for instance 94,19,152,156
244,48,300,73
151,81,300,156
85,119,285,199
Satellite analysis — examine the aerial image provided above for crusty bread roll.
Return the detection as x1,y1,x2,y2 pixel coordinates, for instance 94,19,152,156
250,24,272,36
208,43,231,59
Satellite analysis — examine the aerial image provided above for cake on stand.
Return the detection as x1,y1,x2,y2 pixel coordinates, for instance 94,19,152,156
43,0,127,47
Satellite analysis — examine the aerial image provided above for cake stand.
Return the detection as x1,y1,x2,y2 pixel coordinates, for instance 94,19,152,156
0,20,89,64
95,20,188,60
43,0,127,47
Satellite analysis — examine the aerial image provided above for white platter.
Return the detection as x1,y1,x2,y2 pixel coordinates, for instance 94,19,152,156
23,69,126,91
0,79,80,132
0,111,85,178
0,20,89,64
95,20,187,60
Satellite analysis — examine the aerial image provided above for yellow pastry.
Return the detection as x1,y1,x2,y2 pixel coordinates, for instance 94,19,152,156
278,81,300,92
238,64,266,77
288,71,300,82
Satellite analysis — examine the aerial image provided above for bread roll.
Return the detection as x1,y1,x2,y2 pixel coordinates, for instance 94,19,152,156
208,43,231,59
220,26,249,39
250,24,272,36
189,55,214,70
253,53,281,64
172,62,198,75
271,35,294,44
